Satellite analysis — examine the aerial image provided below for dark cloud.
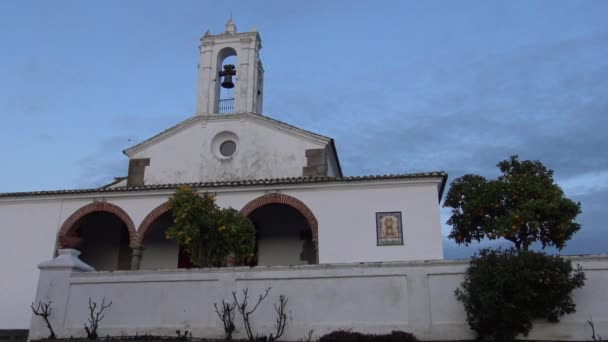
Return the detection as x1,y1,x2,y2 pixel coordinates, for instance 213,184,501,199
314,32,608,181
265,31,608,256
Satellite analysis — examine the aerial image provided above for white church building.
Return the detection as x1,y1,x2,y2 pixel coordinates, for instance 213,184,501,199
0,20,448,334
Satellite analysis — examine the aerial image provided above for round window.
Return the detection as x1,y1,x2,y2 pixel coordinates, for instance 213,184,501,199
219,140,237,157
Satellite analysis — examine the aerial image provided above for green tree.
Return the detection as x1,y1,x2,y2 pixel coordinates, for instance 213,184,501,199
444,155,581,250
166,185,255,267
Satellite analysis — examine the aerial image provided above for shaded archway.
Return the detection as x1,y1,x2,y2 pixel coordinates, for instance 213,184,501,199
241,193,318,266
135,202,171,246
136,202,191,269
58,202,137,246
58,202,136,271
240,193,318,241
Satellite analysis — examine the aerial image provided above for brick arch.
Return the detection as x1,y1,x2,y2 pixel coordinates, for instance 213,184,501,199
135,202,172,246
240,193,319,241
58,202,137,248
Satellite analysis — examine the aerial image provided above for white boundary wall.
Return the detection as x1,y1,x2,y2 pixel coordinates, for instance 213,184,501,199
29,250,608,341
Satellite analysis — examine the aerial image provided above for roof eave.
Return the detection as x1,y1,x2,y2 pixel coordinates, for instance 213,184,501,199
0,172,447,199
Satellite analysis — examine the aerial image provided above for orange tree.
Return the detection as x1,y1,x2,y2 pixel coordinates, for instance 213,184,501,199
443,155,581,251
166,186,255,267
446,156,585,341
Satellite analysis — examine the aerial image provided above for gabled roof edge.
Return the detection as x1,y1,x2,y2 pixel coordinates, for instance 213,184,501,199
122,113,335,157
123,115,201,156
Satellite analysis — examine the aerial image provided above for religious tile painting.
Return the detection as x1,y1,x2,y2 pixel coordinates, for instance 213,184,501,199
376,212,403,246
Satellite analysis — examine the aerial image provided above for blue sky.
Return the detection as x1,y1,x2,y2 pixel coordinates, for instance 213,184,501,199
1,1,606,258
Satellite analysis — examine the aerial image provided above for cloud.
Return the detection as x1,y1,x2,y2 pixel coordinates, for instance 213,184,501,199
110,113,189,132
73,110,192,188
560,170,608,197
75,136,132,188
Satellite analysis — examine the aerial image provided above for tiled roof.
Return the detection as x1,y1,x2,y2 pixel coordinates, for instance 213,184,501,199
0,172,448,200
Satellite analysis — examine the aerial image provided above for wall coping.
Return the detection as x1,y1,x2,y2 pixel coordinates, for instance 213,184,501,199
69,254,608,278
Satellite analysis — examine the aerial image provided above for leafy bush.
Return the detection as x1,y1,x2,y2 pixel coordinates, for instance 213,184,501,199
166,186,255,267
456,248,585,342
318,330,417,342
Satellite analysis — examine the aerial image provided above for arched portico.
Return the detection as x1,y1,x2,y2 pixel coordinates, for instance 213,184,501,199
57,202,137,271
135,202,171,246
58,202,137,247
135,202,187,270
241,193,319,266
240,193,318,241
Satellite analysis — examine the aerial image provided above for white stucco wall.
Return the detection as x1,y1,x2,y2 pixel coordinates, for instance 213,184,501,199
139,241,179,270
29,252,608,341
127,115,331,185
0,200,61,330
0,177,443,329
257,240,308,266
138,213,179,270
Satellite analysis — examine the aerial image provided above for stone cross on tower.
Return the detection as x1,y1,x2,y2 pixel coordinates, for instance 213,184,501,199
196,18,264,115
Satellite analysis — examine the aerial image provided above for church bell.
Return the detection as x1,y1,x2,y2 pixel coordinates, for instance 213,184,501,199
219,64,236,89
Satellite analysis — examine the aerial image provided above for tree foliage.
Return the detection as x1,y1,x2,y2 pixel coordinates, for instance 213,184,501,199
166,186,256,267
444,155,581,250
456,248,585,342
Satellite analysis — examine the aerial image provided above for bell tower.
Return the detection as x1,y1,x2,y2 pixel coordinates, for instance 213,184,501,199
196,18,264,115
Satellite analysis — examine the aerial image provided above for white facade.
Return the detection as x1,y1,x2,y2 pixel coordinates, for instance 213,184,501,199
29,250,608,341
123,113,341,184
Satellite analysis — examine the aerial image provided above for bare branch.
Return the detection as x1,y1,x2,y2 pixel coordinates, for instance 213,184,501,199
249,287,271,315
31,300,56,339
588,317,605,342
84,297,112,340
233,287,272,341
214,299,237,340
268,294,288,341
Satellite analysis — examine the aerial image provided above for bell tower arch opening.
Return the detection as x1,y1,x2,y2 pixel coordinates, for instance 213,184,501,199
217,48,237,113
196,18,264,115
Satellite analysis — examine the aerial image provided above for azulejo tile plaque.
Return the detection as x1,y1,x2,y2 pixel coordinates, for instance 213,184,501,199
376,211,403,246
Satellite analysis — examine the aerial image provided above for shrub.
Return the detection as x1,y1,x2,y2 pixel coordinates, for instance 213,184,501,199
318,330,417,342
456,248,585,342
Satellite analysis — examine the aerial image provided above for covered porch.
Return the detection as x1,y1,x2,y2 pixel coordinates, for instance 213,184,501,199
56,194,319,271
